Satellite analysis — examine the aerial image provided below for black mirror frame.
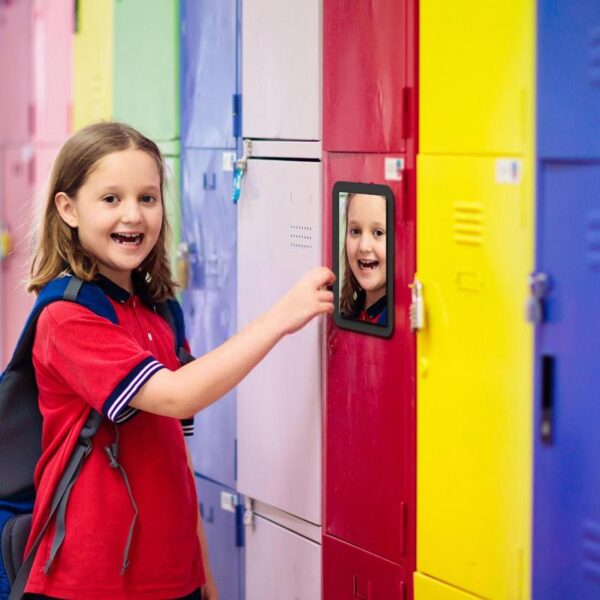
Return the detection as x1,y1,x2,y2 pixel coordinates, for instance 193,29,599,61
332,181,394,338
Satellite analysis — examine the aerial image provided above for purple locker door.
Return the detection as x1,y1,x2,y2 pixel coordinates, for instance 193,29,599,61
0,146,35,366
0,0,33,143
534,162,600,598
182,148,237,488
31,0,73,143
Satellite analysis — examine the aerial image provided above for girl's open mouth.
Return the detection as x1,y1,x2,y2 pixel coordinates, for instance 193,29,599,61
111,232,144,246
358,259,379,270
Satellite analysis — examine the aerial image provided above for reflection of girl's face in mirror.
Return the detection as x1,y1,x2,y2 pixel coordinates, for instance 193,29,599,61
345,193,387,307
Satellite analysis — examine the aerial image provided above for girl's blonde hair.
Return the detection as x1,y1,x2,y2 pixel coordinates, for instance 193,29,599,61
340,193,361,316
29,122,176,301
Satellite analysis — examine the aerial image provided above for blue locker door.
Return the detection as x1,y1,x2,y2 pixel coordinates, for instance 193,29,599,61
534,163,600,599
183,148,237,488
195,476,244,600
181,0,239,149
538,2,600,159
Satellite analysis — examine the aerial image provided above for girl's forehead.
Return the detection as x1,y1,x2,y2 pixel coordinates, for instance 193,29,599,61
348,194,386,218
86,149,161,187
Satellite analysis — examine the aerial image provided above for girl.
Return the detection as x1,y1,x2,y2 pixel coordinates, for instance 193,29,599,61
23,122,334,599
340,192,387,325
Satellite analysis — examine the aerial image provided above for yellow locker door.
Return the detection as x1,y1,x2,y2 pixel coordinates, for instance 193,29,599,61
419,0,533,155
416,155,533,599
73,0,114,129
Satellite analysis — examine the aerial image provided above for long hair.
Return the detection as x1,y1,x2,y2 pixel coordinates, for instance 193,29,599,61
28,122,177,301
339,193,362,316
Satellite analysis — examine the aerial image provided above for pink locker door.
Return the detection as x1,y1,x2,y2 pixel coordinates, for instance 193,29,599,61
323,0,411,153
31,0,73,143
1,146,35,366
0,0,33,143
324,152,416,568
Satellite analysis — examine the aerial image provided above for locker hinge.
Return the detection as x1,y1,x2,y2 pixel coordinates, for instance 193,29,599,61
234,438,238,482
527,271,551,324
409,277,425,332
232,94,242,138
235,495,245,548
74,0,80,33
243,496,255,530
402,87,411,140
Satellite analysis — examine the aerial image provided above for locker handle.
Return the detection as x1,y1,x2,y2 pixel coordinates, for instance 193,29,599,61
352,575,372,600
541,354,555,445
203,173,216,191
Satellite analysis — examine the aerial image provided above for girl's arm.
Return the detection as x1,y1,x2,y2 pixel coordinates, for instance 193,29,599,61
131,266,335,418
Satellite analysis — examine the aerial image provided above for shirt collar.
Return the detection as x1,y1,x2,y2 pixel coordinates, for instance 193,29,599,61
94,273,157,311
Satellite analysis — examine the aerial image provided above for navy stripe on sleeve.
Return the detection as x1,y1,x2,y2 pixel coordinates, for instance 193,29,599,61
103,356,164,422
181,417,194,437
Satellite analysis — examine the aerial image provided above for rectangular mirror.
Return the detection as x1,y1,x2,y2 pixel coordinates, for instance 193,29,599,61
332,181,394,337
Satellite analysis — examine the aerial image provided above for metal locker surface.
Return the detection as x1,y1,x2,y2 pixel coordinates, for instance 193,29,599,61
195,476,244,600
419,0,534,155
533,163,600,599
182,148,237,488
0,0,32,143
237,157,322,525
114,0,179,142
0,146,35,367
182,0,239,150
323,153,415,567
538,2,600,160
73,0,114,130
159,144,182,265
323,535,406,600
245,513,320,600
242,0,321,141
323,0,411,153
416,155,533,599
31,0,72,144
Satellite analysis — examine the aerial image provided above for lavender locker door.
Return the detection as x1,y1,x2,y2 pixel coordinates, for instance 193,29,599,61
182,148,237,488
195,476,243,600
181,0,238,149
0,0,32,143
0,146,34,366
242,0,321,140
31,0,72,144
533,162,600,599
237,156,322,524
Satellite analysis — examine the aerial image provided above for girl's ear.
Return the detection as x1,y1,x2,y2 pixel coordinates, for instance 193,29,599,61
55,192,79,228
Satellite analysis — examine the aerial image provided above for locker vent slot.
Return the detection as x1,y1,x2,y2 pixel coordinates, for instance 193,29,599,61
588,26,600,87
453,202,484,246
583,521,600,584
586,210,600,270
290,224,313,249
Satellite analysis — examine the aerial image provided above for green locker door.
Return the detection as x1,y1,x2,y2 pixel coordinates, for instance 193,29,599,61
416,155,533,599
113,0,180,142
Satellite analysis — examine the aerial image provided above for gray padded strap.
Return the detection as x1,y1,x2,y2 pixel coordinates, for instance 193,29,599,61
62,276,84,302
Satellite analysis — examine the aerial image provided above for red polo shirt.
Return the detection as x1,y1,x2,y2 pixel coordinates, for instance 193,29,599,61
24,277,205,599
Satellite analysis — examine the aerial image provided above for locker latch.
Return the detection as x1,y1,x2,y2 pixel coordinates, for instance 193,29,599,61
409,277,425,332
232,139,252,204
243,496,255,530
0,224,12,261
527,272,551,324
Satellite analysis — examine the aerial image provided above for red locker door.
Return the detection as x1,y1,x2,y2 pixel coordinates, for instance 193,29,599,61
323,0,415,153
324,152,415,568
323,535,406,599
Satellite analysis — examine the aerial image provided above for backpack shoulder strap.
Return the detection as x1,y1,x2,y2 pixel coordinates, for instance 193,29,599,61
155,298,194,364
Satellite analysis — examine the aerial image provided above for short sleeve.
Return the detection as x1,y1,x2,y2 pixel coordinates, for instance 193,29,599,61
34,302,165,423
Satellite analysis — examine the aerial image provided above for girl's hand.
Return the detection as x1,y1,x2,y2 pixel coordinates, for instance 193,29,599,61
269,266,336,336
201,571,219,600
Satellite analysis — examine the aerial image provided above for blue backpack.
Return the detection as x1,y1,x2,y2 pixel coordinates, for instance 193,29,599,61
0,276,189,600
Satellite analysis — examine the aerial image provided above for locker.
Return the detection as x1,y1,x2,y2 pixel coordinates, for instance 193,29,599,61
73,0,114,130
182,148,237,487
324,153,415,566
181,0,239,150
113,0,179,142
323,535,406,600
242,0,321,140
195,476,244,600
0,0,32,143
31,0,73,143
322,0,413,153
419,0,534,155
538,2,600,160
0,147,35,366
236,156,322,524
245,513,320,600
533,163,600,599
414,573,481,600
416,155,533,599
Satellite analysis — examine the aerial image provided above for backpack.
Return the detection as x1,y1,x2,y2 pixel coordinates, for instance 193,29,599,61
0,275,191,600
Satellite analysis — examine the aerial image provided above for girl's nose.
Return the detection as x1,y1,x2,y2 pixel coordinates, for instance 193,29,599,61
358,234,371,252
121,199,143,223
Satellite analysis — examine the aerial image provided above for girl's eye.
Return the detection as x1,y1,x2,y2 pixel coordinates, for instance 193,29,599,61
374,228,385,238
103,195,119,204
140,195,157,204
349,227,361,236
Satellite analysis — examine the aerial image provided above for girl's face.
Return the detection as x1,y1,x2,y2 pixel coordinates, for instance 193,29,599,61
345,193,387,299
56,148,163,292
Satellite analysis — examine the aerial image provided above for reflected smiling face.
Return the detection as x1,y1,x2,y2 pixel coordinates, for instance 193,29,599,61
345,193,387,306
